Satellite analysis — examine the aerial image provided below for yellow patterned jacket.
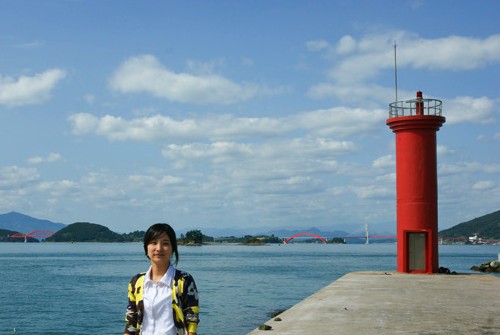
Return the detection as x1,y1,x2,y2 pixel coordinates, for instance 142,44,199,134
124,269,199,334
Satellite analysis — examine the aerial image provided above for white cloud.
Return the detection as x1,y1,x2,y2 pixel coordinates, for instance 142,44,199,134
292,107,386,137
162,142,253,162
109,55,265,105
439,161,500,175
127,174,183,193
472,180,495,190
400,34,500,70
37,180,79,196
162,138,356,164
27,153,63,165
372,155,394,168
336,35,357,55
70,113,203,141
0,166,39,189
353,185,393,199
309,83,498,126
324,32,500,84
306,32,500,118
185,58,225,75
375,173,396,183
436,145,454,156
444,96,496,124
68,106,386,142
68,113,100,135
0,69,66,106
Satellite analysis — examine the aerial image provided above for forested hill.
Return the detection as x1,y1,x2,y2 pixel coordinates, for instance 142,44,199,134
439,210,500,239
45,222,139,242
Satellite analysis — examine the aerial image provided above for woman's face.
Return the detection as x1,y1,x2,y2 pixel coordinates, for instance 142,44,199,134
147,232,173,267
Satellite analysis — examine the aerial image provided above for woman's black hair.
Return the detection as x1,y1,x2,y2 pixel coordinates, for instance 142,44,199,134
143,223,179,266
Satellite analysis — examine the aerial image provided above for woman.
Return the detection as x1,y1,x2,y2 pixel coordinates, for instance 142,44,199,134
124,223,199,335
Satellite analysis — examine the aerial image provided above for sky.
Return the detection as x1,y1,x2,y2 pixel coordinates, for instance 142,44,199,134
0,0,499,235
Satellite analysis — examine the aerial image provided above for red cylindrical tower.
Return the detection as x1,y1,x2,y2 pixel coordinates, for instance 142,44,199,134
387,92,445,273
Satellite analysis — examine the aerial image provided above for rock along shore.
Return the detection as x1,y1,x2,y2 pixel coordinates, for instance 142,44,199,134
471,259,500,273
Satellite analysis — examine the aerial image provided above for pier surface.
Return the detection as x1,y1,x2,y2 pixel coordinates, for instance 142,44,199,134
248,271,500,334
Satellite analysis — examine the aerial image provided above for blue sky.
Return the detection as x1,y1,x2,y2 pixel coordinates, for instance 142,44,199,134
1,0,499,234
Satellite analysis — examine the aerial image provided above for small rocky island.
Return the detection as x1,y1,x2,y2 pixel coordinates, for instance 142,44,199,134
471,259,500,273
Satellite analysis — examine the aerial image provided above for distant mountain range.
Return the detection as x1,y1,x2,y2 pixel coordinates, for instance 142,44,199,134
1,209,499,240
0,211,66,233
0,211,385,239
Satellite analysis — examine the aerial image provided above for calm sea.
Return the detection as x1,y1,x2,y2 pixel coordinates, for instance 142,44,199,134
0,242,498,335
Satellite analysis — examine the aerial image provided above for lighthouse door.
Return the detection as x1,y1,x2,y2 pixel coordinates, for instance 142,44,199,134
408,232,427,272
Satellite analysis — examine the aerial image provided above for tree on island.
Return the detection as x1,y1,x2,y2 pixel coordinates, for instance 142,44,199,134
243,236,266,245
180,229,204,244
329,237,346,244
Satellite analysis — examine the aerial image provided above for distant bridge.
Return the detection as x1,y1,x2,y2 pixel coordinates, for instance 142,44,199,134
283,231,396,244
283,225,396,244
284,232,328,244
10,230,55,242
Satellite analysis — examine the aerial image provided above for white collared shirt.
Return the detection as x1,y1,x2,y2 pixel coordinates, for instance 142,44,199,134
142,265,176,335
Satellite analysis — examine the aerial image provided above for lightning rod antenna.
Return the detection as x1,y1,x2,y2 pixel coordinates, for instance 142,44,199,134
393,40,398,102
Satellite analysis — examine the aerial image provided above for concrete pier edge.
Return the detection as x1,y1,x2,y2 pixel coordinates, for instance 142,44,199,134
247,271,500,334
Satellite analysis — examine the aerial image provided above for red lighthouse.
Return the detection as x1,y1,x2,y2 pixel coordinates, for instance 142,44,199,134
387,91,445,273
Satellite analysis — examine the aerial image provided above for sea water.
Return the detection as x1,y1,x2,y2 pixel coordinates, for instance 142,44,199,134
0,243,498,335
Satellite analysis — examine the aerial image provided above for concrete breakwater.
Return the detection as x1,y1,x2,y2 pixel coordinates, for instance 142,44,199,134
248,271,500,334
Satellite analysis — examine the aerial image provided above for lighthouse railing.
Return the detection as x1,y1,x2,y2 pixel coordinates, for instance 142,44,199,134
389,98,442,118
